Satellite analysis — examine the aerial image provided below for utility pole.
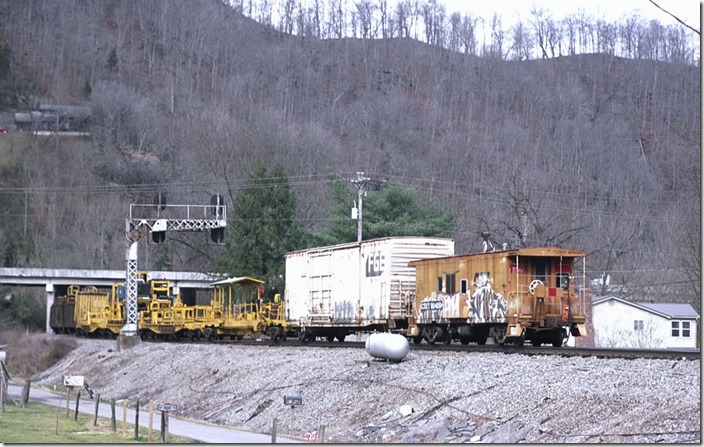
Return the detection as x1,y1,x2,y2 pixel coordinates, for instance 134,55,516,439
351,172,371,243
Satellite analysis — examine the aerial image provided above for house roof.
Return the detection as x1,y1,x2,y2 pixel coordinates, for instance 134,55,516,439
592,296,700,320
636,302,700,319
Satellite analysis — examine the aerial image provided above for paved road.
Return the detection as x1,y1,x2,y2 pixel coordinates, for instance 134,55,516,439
6,381,302,443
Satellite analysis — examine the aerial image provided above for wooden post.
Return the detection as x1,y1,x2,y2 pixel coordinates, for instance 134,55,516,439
272,417,277,443
93,394,100,426
134,399,140,440
0,370,7,414
74,391,81,421
122,399,127,435
148,401,153,442
65,388,70,418
0,360,10,414
160,411,169,443
20,379,30,408
289,406,295,436
110,398,116,432
55,403,60,435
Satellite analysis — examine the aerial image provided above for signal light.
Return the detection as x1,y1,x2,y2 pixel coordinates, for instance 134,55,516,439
210,227,224,244
152,231,166,244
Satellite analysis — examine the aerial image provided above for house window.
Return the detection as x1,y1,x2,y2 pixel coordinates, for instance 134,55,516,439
672,320,691,337
633,320,643,331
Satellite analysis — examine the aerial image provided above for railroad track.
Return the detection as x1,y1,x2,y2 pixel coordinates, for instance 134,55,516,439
172,337,700,361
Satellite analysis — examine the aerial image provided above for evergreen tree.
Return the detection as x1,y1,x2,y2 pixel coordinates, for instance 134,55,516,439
314,175,456,246
216,163,307,299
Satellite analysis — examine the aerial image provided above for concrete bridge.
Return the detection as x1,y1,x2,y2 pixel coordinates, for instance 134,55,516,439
0,268,226,333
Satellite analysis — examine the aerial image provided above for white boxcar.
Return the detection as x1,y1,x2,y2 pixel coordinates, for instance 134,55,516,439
285,237,454,340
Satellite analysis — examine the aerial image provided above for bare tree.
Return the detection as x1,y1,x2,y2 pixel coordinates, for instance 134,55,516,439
327,0,347,38
530,6,551,58
509,19,532,60
420,0,445,46
354,0,376,38
279,0,296,34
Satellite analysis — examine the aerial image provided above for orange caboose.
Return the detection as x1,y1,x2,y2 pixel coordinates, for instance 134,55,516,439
407,247,587,347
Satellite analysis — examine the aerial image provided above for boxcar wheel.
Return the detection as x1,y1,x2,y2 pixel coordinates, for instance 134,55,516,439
297,330,308,343
412,335,423,344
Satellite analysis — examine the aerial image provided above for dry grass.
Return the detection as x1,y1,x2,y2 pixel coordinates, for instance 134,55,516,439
0,329,78,379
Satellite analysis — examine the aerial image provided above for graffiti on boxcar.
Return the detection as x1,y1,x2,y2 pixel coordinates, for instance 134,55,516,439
416,271,508,323
417,291,458,322
333,300,355,320
467,271,507,322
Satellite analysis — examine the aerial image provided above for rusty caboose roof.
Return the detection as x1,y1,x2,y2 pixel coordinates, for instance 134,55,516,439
408,246,585,266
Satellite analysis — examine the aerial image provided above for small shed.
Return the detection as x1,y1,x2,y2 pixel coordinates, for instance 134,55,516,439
592,296,699,349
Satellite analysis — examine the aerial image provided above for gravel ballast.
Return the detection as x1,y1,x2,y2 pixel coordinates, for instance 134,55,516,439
35,338,700,443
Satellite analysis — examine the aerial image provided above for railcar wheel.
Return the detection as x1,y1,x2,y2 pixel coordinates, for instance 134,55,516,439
424,326,443,345
531,340,542,347
336,335,346,342
206,328,217,342
460,336,470,345
490,326,507,346
297,330,309,343
412,336,423,344
326,335,335,342
552,329,564,347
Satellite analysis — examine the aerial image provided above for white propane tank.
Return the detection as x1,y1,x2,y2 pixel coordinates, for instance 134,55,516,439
365,332,410,362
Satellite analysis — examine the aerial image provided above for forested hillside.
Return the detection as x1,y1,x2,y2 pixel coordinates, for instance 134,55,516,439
0,0,699,309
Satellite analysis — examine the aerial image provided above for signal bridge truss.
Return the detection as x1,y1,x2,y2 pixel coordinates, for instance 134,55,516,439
122,202,227,336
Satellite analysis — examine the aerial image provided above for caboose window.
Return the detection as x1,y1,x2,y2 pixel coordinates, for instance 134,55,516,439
437,277,443,292
556,273,570,290
532,260,548,284
445,273,456,295
460,279,468,294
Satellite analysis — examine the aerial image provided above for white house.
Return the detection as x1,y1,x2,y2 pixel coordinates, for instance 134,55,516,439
592,296,699,349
